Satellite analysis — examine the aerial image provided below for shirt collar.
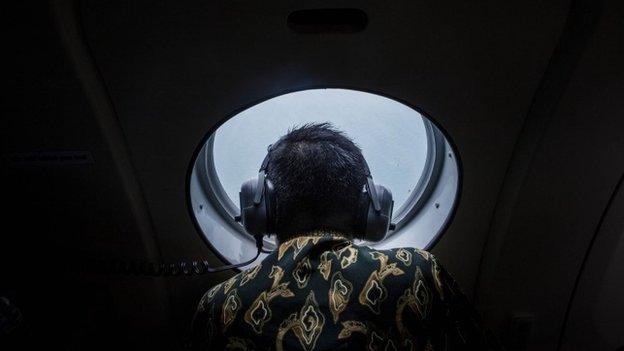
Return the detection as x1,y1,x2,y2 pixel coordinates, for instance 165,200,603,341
277,230,352,247
273,230,352,261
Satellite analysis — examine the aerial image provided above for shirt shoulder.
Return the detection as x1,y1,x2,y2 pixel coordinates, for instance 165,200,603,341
359,246,447,297
358,245,436,270
199,262,261,305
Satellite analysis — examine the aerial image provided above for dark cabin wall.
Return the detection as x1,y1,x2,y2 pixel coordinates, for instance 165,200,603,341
475,0,624,349
561,176,624,350
2,2,174,349
3,1,623,350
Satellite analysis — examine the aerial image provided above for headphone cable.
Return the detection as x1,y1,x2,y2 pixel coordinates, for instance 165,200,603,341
82,235,263,276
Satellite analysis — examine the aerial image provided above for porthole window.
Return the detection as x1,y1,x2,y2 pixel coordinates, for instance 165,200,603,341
189,88,459,267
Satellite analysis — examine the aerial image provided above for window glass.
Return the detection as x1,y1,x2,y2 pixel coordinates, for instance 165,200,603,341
212,89,429,213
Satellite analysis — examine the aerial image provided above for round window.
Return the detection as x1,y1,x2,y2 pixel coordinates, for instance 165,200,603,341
189,88,459,267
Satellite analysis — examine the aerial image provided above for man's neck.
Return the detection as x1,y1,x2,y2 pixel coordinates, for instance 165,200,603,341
276,230,352,246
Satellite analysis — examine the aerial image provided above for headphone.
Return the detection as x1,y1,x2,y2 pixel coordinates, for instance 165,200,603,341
236,144,396,242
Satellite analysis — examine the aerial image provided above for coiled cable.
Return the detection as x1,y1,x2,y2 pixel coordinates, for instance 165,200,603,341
83,235,263,276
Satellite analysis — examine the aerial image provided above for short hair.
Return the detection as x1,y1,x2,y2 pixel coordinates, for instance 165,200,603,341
266,122,368,242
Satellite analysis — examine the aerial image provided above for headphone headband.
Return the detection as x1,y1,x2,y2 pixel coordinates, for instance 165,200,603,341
360,158,381,212
253,144,273,205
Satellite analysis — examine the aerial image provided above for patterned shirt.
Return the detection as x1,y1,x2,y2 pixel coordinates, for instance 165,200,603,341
190,233,495,350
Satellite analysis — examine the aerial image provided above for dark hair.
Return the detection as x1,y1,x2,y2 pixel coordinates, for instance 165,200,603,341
266,122,368,241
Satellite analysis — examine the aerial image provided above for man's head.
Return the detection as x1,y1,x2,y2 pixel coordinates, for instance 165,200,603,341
265,123,368,242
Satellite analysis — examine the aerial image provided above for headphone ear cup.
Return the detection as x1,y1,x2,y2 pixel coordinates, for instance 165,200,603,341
239,179,268,236
363,184,394,242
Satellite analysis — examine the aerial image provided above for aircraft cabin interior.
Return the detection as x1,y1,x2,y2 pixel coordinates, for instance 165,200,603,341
2,1,623,350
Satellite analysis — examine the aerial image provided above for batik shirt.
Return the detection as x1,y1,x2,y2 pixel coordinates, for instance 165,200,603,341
190,233,494,350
